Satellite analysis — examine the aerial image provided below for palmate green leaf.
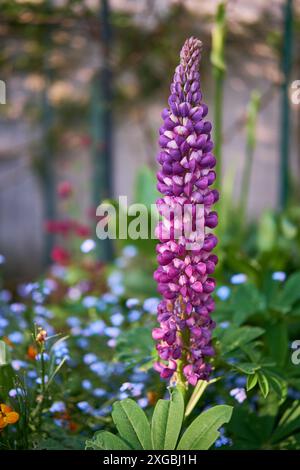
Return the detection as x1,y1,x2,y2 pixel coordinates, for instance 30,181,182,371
177,405,233,450
220,326,265,354
112,398,152,450
270,271,300,313
151,388,184,450
271,401,300,444
86,431,131,450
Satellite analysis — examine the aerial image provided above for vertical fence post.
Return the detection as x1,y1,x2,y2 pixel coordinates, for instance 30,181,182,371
211,1,226,192
279,0,293,210
92,0,113,261
42,2,55,266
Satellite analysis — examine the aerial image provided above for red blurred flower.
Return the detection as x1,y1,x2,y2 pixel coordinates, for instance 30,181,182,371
74,223,91,238
57,181,73,199
45,220,75,237
51,246,71,265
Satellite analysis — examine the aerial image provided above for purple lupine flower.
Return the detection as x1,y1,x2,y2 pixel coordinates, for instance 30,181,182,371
153,37,218,387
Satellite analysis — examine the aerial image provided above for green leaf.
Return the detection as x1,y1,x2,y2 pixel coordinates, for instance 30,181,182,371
151,388,184,450
114,326,154,369
177,405,233,450
265,372,287,403
0,340,9,366
233,362,261,375
220,326,265,354
271,272,300,313
265,321,288,367
230,284,266,325
0,364,15,398
247,373,258,391
271,401,300,444
112,399,152,450
257,211,277,252
134,166,159,208
86,431,131,450
257,372,269,398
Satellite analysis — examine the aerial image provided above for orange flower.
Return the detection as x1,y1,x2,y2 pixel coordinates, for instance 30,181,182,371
0,404,19,431
27,345,38,360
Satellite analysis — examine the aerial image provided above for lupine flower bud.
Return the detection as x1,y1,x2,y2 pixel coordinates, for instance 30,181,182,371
153,37,218,387
36,327,47,344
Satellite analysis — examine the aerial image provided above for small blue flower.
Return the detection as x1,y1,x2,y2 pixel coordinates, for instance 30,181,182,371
122,245,138,258
9,387,24,398
216,286,231,301
101,293,118,304
272,271,286,282
82,296,98,309
68,287,81,301
93,388,106,398
50,401,66,413
67,316,81,328
220,321,230,329
8,331,24,344
89,361,108,376
83,353,98,365
128,310,141,322
0,254,6,264
82,379,92,390
77,401,93,413
230,273,247,285
0,289,12,303
104,326,120,338
143,298,160,314
111,312,124,326
34,305,53,318
36,375,49,385
10,303,26,314
27,370,38,379
214,427,232,447
126,298,140,309
0,318,9,328
137,398,148,408
77,338,89,349
32,291,45,304
230,387,247,403
36,353,50,362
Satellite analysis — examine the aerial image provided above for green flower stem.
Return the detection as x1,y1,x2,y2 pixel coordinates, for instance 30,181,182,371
240,91,260,225
40,350,46,395
184,378,218,418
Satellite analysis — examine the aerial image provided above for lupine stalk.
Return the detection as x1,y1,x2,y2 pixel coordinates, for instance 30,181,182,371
153,38,218,387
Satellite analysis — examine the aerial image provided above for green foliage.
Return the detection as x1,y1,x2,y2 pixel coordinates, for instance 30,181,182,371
151,388,184,450
86,392,233,451
112,399,152,450
177,405,232,450
114,326,155,369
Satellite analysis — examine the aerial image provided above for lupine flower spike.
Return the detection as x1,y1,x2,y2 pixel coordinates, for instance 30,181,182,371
153,37,218,387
